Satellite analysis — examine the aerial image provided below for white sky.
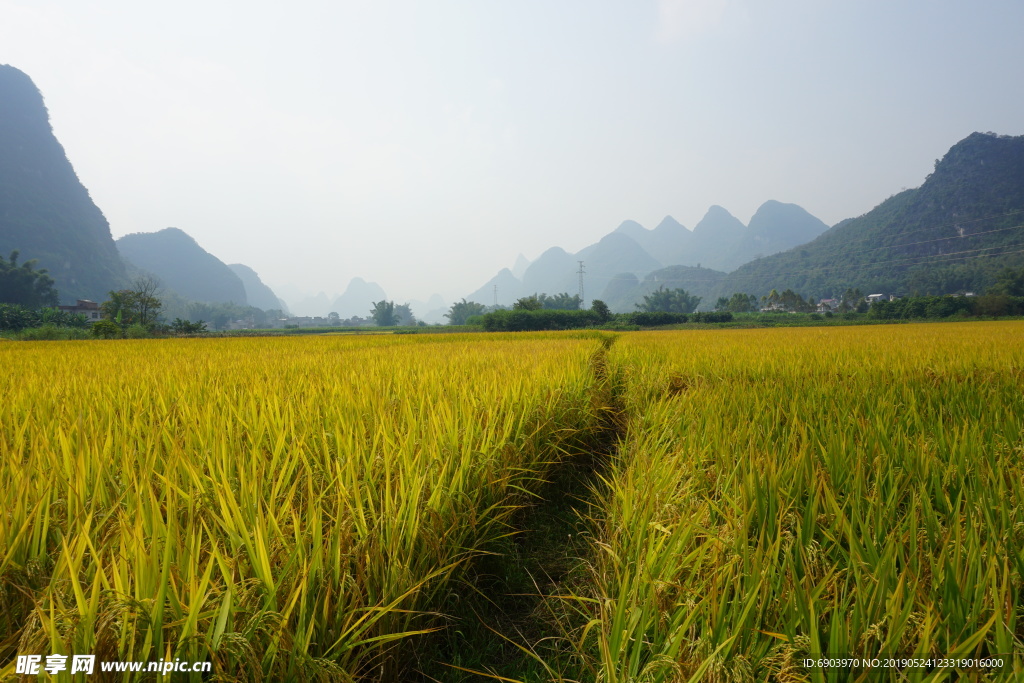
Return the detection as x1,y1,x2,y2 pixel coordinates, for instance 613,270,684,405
3,0,1023,304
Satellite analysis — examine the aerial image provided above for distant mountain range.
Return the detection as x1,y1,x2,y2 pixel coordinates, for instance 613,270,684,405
466,133,1024,311
0,65,292,313
707,132,1024,302
467,200,830,311
3,65,1022,318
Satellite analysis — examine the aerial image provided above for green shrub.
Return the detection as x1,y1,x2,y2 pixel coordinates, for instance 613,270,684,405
171,318,208,334
690,311,733,323
91,320,122,339
17,324,62,340
15,325,90,341
482,309,600,332
39,307,89,328
125,324,150,339
601,320,641,331
627,312,689,326
0,303,40,331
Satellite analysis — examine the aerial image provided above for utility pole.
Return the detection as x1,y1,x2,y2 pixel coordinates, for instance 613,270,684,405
577,260,586,309
493,284,498,308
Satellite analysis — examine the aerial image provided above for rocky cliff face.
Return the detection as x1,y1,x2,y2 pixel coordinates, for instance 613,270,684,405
0,64,125,302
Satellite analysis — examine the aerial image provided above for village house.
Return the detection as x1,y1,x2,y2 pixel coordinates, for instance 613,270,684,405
57,299,101,323
816,299,838,313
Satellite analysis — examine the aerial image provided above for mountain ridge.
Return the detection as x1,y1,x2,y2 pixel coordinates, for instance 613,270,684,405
0,64,125,302
462,200,829,307
711,132,1024,303
116,228,249,305
229,263,287,312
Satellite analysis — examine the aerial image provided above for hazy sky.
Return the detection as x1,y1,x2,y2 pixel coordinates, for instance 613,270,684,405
3,0,1023,304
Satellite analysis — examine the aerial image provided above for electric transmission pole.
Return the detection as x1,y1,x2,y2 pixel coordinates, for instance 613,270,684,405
493,284,498,308
577,260,586,309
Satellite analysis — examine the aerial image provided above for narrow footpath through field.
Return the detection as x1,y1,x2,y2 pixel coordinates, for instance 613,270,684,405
413,335,623,682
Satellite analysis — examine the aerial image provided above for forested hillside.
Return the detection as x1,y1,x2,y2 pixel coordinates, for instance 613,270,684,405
714,132,1024,301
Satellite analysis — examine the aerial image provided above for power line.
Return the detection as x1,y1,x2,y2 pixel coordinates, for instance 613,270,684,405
847,223,1024,257
827,208,1024,249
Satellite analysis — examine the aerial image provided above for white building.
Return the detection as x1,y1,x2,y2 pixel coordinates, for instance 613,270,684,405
57,299,101,323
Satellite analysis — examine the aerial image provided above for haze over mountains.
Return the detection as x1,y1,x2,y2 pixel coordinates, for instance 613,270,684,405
466,201,830,311
228,264,287,312
117,228,249,306
464,133,1024,311
2,63,1022,320
0,65,286,312
710,132,1024,303
0,65,383,318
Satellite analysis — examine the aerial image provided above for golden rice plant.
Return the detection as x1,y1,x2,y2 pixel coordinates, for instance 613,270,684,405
579,322,1024,682
0,332,607,681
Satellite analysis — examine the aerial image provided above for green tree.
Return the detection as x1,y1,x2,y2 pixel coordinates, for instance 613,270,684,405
91,320,122,339
635,286,701,314
0,250,58,308
590,299,611,321
170,318,208,334
100,277,163,329
370,300,397,326
513,295,543,311
726,293,758,313
130,276,162,327
543,292,582,310
40,307,87,328
187,302,215,327
989,267,1024,296
839,288,864,313
0,303,41,331
779,289,810,312
101,290,140,326
445,299,487,325
394,303,416,326
210,309,232,330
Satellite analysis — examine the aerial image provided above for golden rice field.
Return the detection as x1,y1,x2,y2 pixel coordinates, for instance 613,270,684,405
1,322,1023,682
0,333,608,681
584,322,1024,682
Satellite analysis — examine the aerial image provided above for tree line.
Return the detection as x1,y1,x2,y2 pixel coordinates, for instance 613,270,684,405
7,242,1024,336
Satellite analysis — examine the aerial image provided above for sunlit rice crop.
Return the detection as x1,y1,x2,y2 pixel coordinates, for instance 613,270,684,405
0,332,606,681
6,322,1022,681
581,322,1024,682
